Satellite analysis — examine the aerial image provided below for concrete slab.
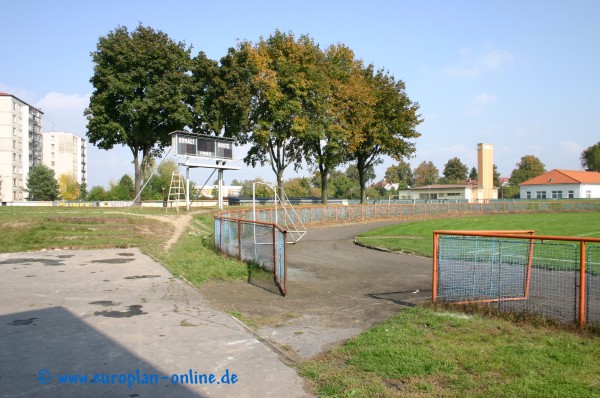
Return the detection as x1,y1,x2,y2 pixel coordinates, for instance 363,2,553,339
0,248,310,397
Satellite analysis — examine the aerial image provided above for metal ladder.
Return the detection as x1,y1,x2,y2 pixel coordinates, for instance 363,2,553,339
166,172,185,212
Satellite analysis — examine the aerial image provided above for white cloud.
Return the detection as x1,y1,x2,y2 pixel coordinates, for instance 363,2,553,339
478,48,513,69
442,46,513,79
36,92,90,134
466,92,497,116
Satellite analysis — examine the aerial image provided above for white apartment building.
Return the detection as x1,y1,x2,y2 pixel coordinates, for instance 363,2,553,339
0,92,44,201
42,131,88,187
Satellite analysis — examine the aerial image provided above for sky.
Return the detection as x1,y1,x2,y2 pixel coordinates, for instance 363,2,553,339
2,0,599,188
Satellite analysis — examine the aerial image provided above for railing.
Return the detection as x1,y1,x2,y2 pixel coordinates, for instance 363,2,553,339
214,200,600,298
215,213,287,296
432,230,600,327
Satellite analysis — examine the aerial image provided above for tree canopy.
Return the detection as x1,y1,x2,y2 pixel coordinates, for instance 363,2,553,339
413,161,439,186
346,66,422,202
226,31,327,197
57,173,80,200
304,44,365,204
26,164,59,201
581,141,600,172
85,24,192,199
509,155,546,186
385,160,414,188
441,157,468,183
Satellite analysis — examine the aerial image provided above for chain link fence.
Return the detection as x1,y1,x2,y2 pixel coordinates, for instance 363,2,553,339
433,231,600,327
214,215,287,295
215,200,600,298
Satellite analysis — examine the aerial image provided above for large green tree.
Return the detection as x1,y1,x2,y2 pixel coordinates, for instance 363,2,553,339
85,24,192,199
231,31,326,197
304,44,368,204
385,160,414,188
347,65,422,203
26,164,59,201
441,157,468,183
581,141,600,172
509,155,546,186
413,161,439,186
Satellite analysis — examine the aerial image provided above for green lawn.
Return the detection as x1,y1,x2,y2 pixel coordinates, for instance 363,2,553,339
356,212,600,257
301,306,600,398
3,206,600,397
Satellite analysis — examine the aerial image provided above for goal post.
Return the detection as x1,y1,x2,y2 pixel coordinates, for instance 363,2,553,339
252,181,307,244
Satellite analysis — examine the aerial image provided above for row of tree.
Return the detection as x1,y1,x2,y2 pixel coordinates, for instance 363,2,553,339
85,25,422,204
24,143,599,201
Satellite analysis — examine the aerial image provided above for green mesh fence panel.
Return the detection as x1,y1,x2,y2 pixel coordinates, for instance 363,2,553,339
275,229,286,295
437,234,584,325
437,236,530,302
587,245,600,326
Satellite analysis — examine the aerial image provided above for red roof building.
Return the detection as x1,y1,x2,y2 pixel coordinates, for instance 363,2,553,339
519,169,600,199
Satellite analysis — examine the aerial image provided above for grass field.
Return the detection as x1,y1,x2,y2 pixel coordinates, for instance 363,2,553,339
355,212,600,257
301,305,600,398
2,206,600,397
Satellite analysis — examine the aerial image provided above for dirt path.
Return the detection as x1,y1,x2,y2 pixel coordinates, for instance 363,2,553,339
109,210,208,250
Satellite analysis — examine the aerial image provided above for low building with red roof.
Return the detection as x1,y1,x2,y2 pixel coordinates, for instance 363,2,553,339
519,169,600,199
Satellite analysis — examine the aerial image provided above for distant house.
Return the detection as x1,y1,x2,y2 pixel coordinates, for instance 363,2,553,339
396,143,498,203
397,181,489,202
196,185,242,198
519,169,600,199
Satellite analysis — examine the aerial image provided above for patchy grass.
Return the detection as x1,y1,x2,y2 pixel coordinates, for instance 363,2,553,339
0,207,169,253
144,215,271,285
356,212,600,257
301,306,600,398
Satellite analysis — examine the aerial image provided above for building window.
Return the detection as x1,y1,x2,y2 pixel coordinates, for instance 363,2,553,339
526,191,531,199
536,191,546,199
551,191,563,199
568,191,574,199
13,140,16,149
587,190,592,199
51,161,55,166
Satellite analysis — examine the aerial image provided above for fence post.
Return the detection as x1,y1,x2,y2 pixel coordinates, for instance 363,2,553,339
579,241,587,327
432,232,439,302
237,219,242,260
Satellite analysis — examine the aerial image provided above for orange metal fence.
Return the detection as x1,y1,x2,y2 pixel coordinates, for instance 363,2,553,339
433,230,600,327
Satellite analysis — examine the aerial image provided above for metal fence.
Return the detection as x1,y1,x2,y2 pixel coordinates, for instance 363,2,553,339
214,215,287,295
433,230,600,327
214,200,600,298
240,200,600,226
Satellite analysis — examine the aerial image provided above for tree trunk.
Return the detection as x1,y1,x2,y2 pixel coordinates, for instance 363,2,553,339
358,158,367,204
320,167,328,204
133,150,142,203
277,169,285,201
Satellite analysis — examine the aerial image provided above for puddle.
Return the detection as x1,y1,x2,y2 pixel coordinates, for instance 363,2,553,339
90,258,135,264
57,255,74,259
124,275,161,280
118,253,135,257
94,305,147,318
89,300,121,306
8,318,37,326
0,258,63,266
